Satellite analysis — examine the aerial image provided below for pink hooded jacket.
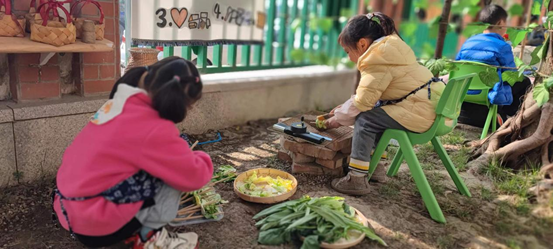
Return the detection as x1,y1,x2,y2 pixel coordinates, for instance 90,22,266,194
53,84,213,236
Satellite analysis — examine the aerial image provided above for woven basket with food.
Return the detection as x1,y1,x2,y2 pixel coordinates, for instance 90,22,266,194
24,0,46,33
71,0,104,41
30,0,76,46
0,0,25,37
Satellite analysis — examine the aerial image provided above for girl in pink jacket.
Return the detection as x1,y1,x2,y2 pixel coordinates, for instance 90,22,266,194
52,57,213,248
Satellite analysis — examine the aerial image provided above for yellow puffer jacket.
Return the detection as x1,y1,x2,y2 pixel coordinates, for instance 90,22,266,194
354,35,444,133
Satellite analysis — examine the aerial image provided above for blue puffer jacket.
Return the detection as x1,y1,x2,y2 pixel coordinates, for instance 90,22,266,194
456,33,516,72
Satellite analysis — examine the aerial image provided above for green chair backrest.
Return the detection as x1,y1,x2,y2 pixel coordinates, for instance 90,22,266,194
433,74,476,137
448,61,492,106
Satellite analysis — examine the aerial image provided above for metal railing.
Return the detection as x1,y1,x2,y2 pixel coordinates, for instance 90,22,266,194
157,0,359,74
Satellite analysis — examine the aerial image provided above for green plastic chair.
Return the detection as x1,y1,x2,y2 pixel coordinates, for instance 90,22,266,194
367,74,476,224
448,61,501,139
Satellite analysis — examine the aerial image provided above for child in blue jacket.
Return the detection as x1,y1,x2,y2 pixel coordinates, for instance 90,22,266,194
456,4,531,126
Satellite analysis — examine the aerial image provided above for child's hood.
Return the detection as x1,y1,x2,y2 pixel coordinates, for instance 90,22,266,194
357,35,417,71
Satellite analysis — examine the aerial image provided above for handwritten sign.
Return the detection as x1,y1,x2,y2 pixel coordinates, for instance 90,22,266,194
131,0,266,46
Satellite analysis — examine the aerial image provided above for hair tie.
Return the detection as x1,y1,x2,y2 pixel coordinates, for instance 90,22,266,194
174,75,181,81
196,77,200,83
366,13,381,25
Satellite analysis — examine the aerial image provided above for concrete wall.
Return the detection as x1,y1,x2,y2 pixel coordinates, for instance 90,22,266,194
0,66,356,186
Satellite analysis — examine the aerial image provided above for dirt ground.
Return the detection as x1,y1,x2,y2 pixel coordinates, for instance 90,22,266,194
1,120,552,249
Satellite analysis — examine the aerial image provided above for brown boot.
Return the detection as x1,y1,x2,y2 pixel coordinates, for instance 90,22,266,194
331,172,371,195
369,162,388,183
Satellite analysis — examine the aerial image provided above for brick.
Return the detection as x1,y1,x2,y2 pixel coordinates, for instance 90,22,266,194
277,150,292,162
292,162,343,176
18,54,40,65
14,0,30,11
81,3,100,16
18,67,39,83
281,137,337,160
326,136,353,152
316,153,349,169
99,2,115,17
84,65,99,79
47,55,59,65
84,52,115,64
290,152,315,163
104,18,115,35
19,83,60,100
84,80,114,94
341,144,352,155
40,66,60,82
100,65,115,79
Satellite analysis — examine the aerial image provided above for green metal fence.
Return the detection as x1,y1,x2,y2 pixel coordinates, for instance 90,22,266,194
160,0,359,74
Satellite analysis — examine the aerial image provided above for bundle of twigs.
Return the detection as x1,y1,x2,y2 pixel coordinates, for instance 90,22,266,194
173,166,237,223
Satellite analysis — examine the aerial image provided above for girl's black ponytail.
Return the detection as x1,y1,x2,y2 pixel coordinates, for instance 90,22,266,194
146,58,203,123
338,12,401,50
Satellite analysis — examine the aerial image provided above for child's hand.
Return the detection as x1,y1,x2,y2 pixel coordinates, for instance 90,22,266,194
324,117,341,130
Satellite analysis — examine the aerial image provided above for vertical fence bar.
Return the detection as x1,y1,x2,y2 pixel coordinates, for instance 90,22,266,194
213,45,224,67
299,0,309,63
254,45,263,66
285,0,299,64
241,45,251,66
181,46,192,60
197,46,208,69
163,46,174,58
318,0,329,54
276,0,288,65
308,0,318,52
228,45,238,67
265,0,277,65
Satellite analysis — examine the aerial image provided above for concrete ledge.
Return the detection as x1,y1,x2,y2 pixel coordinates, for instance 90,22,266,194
0,66,357,186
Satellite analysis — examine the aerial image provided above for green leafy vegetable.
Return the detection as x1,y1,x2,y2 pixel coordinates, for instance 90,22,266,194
254,196,386,248
533,83,550,107
211,165,237,183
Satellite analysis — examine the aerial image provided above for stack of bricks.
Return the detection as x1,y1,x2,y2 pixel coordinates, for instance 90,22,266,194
277,115,353,176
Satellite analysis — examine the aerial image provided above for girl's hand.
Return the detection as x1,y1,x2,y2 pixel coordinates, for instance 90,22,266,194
324,117,341,130
329,105,342,115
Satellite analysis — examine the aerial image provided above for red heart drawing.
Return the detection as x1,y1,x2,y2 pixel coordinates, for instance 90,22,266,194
171,8,188,28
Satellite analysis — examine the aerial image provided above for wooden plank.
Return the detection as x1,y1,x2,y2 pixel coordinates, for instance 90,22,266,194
0,36,114,54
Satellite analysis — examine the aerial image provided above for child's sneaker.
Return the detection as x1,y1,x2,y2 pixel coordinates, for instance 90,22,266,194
143,228,199,249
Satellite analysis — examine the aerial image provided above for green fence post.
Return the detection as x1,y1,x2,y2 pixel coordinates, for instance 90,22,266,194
319,0,329,54
299,0,309,63
163,46,174,58
308,0,318,53
241,45,251,67
254,45,263,66
197,46,208,69
181,46,192,60
228,45,238,67
265,0,277,65
286,0,299,64
213,45,224,68
276,0,289,65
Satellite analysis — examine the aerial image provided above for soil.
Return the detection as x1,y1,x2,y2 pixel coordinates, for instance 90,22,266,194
1,120,552,249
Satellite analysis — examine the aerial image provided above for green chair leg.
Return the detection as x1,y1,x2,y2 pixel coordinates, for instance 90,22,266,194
387,149,404,177
368,133,392,181
398,134,446,223
481,104,497,139
431,137,472,197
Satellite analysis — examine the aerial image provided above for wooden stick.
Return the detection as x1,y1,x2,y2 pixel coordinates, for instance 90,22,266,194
190,140,199,150
519,0,534,60
173,212,224,222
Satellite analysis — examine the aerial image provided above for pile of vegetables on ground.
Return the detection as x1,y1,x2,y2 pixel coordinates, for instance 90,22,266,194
253,196,386,248
174,165,237,222
236,171,294,197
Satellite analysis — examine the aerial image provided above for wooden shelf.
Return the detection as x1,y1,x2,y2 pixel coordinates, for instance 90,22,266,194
0,35,114,53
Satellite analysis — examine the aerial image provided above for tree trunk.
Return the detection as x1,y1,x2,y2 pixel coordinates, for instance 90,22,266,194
434,0,453,66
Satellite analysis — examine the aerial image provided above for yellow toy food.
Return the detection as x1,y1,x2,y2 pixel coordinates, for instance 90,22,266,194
237,172,294,197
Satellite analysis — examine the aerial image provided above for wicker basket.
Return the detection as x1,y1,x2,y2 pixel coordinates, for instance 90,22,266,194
24,0,45,33
125,48,160,73
233,168,298,204
71,0,104,40
30,1,76,46
0,2,25,37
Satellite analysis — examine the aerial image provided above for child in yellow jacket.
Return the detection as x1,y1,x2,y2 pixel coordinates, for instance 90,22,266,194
325,13,445,195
